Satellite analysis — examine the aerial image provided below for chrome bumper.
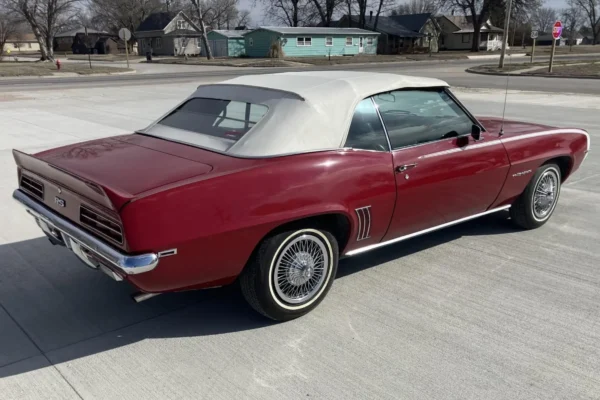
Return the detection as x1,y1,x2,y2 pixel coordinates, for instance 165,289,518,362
13,189,158,276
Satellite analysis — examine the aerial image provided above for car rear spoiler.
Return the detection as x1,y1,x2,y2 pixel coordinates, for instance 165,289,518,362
13,150,119,211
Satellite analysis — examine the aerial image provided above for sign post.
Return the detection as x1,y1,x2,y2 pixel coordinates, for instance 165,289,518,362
85,26,92,69
530,30,538,63
549,21,562,73
119,28,132,69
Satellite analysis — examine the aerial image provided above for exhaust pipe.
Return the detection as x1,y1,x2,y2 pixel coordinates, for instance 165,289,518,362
132,292,160,303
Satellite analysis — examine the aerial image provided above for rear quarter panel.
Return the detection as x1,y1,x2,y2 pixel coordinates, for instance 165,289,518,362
120,150,396,293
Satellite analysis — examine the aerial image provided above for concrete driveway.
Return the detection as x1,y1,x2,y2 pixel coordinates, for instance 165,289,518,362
1,80,599,399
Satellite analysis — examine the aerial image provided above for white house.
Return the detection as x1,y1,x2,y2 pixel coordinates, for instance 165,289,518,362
437,15,504,51
135,11,202,56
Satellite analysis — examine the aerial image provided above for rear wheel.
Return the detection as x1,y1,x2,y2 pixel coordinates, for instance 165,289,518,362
240,228,338,321
510,163,561,229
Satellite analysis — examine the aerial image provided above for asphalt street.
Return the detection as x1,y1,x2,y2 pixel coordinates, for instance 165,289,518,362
0,69,599,400
1,53,600,94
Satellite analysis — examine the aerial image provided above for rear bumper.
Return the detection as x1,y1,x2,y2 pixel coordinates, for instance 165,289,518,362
13,189,158,276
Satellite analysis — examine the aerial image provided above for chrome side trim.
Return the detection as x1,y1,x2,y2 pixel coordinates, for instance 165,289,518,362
345,205,511,256
500,129,590,151
419,140,503,159
355,206,372,241
13,189,159,275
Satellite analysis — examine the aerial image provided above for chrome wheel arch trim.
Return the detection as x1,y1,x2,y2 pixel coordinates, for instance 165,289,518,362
345,205,511,257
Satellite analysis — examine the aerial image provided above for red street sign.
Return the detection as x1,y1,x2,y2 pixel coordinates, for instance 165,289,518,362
552,21,563,40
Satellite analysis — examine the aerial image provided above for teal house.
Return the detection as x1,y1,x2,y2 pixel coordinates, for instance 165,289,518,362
206,29,249,57
243,27,379,58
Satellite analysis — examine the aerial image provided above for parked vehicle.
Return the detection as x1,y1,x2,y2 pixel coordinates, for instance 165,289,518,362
12,71,590,321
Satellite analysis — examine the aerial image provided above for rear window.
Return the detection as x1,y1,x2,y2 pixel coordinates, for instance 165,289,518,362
157,98,268,142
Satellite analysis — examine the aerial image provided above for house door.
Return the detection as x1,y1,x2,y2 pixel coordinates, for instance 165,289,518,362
359,37,364,53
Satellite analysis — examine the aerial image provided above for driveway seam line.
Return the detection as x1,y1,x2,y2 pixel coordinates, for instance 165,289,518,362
0,301,84,400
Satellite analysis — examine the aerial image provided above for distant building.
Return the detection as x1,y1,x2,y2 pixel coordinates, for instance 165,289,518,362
206,30,250,57
54,27,111,54
243,27,379,58
135,11,202,56
331,13,439,54
437,15,504,51
3,32,40,52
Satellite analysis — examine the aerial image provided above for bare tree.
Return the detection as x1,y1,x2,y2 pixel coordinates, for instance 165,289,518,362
87,0,164,34
533,6,556,32
261,0,313,26
310,0,340,26
391,0,440,15
0,9,18,55
235,8,251,26
569,0,599,44
562,1,584,49
446,0,540,52
189,0,212,59
355,0,367,27
3,0,80,60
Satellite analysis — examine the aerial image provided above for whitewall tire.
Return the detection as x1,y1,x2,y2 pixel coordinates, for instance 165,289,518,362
240,228,339,321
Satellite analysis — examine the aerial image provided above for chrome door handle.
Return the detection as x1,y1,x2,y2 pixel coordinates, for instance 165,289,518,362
396,163,417,173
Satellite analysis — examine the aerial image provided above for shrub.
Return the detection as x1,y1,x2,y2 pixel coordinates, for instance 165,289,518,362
268,40,284,58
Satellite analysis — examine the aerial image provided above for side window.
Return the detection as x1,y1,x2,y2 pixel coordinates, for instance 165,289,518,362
373,89,474,150
344,99,389,151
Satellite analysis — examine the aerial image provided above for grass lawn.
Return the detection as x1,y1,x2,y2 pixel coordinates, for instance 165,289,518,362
148,52,470,67
468,59,600,77
0,61,133,76
525,44,600,55
529,62,600,77
67,54,145,62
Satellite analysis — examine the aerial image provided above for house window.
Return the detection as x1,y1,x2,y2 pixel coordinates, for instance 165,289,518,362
345,37,353,46
297,37,312,46
462,33,470,43
367,37,373,45
249,37,253,46
489,34,495,41
177,20,186,30
325,37,333,46
155,37,162,49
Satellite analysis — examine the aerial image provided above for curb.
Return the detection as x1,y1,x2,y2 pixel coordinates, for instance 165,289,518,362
467,53,526,59
465,67,600,80
0,70,137,80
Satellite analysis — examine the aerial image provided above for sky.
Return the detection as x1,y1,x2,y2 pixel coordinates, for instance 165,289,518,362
239,0,571,27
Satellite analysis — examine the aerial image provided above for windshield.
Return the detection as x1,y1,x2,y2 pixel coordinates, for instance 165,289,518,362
146,97,269,152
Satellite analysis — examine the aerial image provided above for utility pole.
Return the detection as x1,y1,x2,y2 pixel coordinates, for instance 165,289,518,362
498,0,513,69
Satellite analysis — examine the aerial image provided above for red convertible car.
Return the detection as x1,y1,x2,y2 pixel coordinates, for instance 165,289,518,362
13,71,590,321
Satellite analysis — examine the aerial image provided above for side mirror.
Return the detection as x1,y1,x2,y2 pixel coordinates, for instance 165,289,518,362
471,124,482,141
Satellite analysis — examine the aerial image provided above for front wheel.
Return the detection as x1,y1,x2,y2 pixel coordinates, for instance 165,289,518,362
510,163,561,229
240,228,338,321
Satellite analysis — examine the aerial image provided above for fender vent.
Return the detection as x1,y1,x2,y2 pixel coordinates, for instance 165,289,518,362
355,206,372,241
80,206,123,244
20,175,44,201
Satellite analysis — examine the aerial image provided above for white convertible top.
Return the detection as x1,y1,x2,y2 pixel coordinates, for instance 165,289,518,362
146,71,450,157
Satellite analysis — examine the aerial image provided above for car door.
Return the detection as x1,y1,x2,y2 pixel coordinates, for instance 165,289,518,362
374,88,510,242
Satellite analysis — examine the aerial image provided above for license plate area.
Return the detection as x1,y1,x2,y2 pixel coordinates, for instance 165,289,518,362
35,216,99,270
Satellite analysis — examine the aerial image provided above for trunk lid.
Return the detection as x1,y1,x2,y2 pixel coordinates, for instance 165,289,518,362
16,135,214,211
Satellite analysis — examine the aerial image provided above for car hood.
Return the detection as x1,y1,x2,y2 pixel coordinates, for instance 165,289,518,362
33,135,213,208
477,117,557,137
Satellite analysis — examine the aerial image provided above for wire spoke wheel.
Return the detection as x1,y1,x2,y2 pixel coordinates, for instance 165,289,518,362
273,234,329,305
532,169,559,220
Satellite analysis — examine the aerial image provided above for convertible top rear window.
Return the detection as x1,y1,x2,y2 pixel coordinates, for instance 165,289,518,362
151,97,268,150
